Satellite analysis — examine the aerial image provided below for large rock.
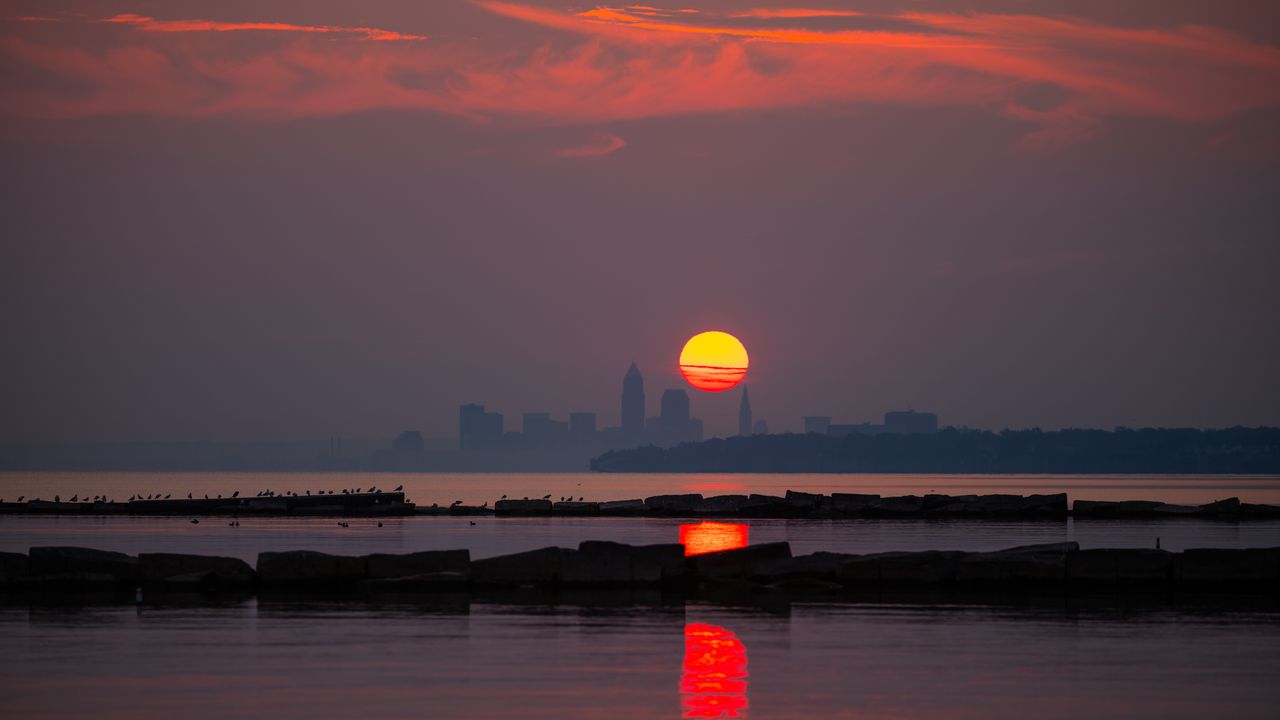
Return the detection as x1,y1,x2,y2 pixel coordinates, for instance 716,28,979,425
687,542,791,581
1196,498,1241,515
364,550,469,579
695,495,748,515
644,494,702,513
785,490,823,510
598,499,645,515
1067,549,1174,585
830,493,879,514
838,551,968,585
553,501,599,516
561,541,685,586
29,547,139,583
0,551,29,581
1019,494,1068,516
753,552,859,583
494,499,553,515
362,571,470,593
1072,500,1163,517
739,495,789,517
471,547,564,587
957,542,1077,584
139,553,255,587
867,496,925,516
1178,548,1279,585
256,551,367,585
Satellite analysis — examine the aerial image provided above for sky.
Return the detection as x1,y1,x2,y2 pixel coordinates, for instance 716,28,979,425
1,1,1278,444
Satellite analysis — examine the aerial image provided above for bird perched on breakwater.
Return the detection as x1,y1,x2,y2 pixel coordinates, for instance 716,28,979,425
393,485,403,492
187,493,192,499
17,496,23,502
500,494,507,499
231,491,239,498
70,495,78,502
543,494,551,499
55,495,61,503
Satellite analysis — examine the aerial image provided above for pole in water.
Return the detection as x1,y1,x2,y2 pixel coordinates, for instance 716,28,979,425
1156,537,1161,550
135,587,143,605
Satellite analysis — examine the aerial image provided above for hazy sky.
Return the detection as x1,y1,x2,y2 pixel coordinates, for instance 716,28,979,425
2,1,1278,443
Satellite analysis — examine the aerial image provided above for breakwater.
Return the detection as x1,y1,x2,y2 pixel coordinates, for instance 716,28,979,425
3,542,1277,603
3,490,1279,519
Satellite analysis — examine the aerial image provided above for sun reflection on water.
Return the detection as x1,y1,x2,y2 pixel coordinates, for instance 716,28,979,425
682,623,749,718
679,522,749,556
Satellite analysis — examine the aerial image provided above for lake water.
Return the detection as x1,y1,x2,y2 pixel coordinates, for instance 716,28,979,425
4,472,1278,718
2,600,1278,719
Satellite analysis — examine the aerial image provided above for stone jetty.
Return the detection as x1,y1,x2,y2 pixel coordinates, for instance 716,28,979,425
2,542,1277,602
0,491,414,517
3,490,1279,520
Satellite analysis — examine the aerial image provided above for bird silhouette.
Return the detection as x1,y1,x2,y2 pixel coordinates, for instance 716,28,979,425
393,485,403,492
70,495,78,502
55,495,61,503
306,490,311,496
231,491,239,498
187,493,192,499
501,494,507,499
17,496,23,502
543,494,551,499
164,494,171,499
377,522,383,527
190,519,199,524
469,521,477,526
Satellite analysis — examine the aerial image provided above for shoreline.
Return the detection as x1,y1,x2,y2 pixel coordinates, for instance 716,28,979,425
3,490,1280,520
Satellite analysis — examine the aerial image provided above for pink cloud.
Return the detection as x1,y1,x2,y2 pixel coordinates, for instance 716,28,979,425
101,13,425,41
0,3,1276,151
556,132,627,158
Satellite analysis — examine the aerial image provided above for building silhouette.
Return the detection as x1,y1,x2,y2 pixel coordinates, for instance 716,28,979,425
752,419,768,435
459,403,503,450
804,416,832,434
568,412,597,438
738,385,752,437
522,412,568,443
622,362,645,437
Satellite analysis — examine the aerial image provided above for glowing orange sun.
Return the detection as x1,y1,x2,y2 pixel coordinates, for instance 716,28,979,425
679,331,749,392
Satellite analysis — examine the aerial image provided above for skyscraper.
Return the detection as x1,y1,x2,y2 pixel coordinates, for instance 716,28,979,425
660,389,691,430
621,362,645,437
738,385,752,437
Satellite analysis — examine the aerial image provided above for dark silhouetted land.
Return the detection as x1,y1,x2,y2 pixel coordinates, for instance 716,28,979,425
590,427,1280,474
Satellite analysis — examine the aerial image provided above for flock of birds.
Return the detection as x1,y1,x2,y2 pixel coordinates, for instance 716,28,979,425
3,485,407,505
4,485,587,533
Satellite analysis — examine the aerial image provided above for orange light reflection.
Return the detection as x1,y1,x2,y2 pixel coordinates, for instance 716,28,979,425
682,623,749,718
680,522,748,557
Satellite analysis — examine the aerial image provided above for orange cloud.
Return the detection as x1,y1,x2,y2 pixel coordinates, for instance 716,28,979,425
556,132,627,158
1,3,1276,151
101,13,425,41
728,8,863,19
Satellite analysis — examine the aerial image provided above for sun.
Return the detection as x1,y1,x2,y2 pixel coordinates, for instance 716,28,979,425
679,331,749,392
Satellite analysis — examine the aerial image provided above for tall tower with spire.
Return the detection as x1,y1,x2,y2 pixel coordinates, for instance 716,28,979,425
621,363,645,437
738,385,752,436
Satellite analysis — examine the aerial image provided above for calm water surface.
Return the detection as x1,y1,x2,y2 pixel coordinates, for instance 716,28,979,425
2,600,1277,719
4,471,1279,506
